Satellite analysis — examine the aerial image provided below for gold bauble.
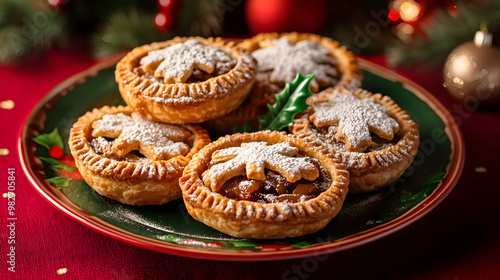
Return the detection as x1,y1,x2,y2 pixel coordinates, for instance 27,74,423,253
443,41,500,105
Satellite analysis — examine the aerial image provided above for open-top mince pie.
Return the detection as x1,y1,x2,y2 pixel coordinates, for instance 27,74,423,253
69,106,211,205
292,88,420,193
115,37,257,124
179,131,349,239
205,32,362,135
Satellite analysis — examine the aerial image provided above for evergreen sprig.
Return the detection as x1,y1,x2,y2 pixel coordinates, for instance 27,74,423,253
92,9,167,60
0,0,230,64
387,0,500,67
176,0,224,36
0,0,65,64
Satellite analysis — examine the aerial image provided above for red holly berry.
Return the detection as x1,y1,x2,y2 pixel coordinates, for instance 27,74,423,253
58,154,77,168
154,11,175,31
49,146,64,159
60,169,83,180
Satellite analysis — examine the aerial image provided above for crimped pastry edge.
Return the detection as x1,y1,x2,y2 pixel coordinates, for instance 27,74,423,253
205,32,363,135
68,105,211,205
179,130,349,239
115,36,258,124
238,32,363,91
292,88,420,193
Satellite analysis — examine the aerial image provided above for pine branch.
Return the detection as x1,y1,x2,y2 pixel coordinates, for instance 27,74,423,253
92,9,167,60
176,0,224,36
387,0,500,67
0,4,65,65
93,0,231,59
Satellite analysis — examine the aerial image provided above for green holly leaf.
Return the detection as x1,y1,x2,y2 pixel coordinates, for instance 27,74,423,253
46,177,72,189
401,172,445,203
258,73,315,131
33,128,64,150
291,241,312,248
401,189,428,203
39,157,77,172
230,241,259,248
233,122,253,133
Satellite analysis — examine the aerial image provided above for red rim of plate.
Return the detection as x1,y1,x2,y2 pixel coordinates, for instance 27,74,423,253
18,56,465,261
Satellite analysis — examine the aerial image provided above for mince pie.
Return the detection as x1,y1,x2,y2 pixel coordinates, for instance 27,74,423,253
115,37,257,124
179,131,349,239
205,32,362,134
69,106,211,205
292,88,420,193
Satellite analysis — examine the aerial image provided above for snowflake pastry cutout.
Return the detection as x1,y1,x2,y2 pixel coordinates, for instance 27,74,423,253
202,142,320,192
252,37,338,91
140,38,235,83
310,94,400,153
91,113,191,160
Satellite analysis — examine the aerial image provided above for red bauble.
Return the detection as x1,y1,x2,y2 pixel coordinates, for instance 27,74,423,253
246,0,293,34
154,11,175,31
47,0,66,10
157,0,177,13
245,0,328,34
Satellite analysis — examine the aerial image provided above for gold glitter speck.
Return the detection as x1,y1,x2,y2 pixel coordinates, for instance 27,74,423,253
57,268,68,275
0,149,9,156
3,192,14,198
0,100,14,110
474,166,487,173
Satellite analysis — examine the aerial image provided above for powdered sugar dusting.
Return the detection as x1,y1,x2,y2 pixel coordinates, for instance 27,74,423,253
92,113,191,160
140,38,235,83
311,126,395,154
203,142,319,191
311,94,399,152
90,136,114,156
252,37,338,91
152,96,198,104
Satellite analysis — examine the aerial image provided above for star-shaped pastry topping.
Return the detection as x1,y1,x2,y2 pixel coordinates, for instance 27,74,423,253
310,94,399,152
202,142,319,192
140,38,235,83
91,113,191,160
252,37,338,91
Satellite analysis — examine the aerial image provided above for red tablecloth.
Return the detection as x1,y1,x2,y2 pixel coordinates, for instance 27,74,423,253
1,50,499,280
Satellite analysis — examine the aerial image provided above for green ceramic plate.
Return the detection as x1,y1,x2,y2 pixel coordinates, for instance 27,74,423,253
19,56,464,261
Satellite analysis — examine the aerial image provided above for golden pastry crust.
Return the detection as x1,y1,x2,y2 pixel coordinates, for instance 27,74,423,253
69,105,211,205
239,32,362,93
115,37,257,124
292,88,420,193
179,131,349,239
205,32,363,135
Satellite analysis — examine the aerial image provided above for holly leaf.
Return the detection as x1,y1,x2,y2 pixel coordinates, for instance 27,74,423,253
401,189,428,203
291,241,312,248
39,156,78,172
229,241,259,248
401,172,445,203
33,128,64,149
46,177,72,189
258,73,315,131
233,122,252,133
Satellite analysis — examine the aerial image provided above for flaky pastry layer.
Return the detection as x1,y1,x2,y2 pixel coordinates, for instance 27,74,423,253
69,105,211,205
238,32,363,92
292,88,420,193
115,37,257,124
179,130,349,239
205,32,363,135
